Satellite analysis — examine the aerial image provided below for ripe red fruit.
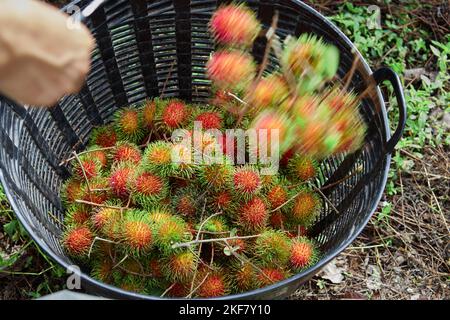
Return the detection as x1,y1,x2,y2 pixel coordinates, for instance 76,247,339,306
290,238,317,270
207,50,256,90
197,274,227,298
90,125,117,148
109,165,134,198
233,166,261,197
73,158,101,181
267,185,288,209
210,4,261,46
288,155,318,182
112,142,142,165
257,268,288,287
291,189,321,226
63,226,94,257
195,111,222,129
122,212,153,254
238,197,268,232
162,100,190,129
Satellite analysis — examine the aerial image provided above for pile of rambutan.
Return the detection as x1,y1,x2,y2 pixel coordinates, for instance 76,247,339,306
59,3,366,298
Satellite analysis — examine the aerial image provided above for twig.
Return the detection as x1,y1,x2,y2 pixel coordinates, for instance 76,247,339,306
423,165,449,234
88,236,119,259
185,272,210,298
60,146,115,165
311,185,340,215
75,199,125,210
160,283,176,298
73,151,92,194
172,234,262,249
268,189,303,214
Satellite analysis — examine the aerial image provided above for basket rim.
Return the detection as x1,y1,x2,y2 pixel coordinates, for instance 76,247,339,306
0,0,392,300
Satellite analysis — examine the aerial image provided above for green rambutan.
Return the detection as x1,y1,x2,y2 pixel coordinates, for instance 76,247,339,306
199,158,233,190
121,210,153,255
65,205,91,226
114,107,145,144
153,214,190,252
231,261,257,292
232,165,261,199
162,250,197,282
237,197,268,233
71,155,102,181
90,125,117,148
63,225,94,258
91,206,121,234
287,154,318,182
140,99,157,129
207,50,256,91
256,267,290,287
173,188,199,218
196,216,229,234
210,3,261,47
61,178,83,206
92,256,114,283
142,141,174,177
290,188,321,226
290,237,318,270
129,170,168,208
148,207,173,225
111,142,142,165
254,229,292,266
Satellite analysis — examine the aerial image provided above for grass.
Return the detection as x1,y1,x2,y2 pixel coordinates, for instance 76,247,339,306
0,0,448,299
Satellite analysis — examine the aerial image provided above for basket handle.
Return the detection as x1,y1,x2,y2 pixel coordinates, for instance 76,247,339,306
372,67,407,154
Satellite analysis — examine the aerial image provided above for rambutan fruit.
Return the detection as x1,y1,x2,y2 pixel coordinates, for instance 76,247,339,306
129,170,168,208
290,237,318,270
269,211,287,229
81,177,110,204
142,141,174,177
61,178,83,205
210,190,234,213
111,142,142,165
90,125,117,148
210,3,261,47
166,282,189,298
225,237,246,255
237,197,268,233
196,216,229,234
148,207,173,225
246,74,289,111
281,34,339,93
199,158,233,190
140,99,157,128
232,165,261,199
173,188,199,218
153,214,190,252
63,225,94,258
65,205,91,226
196,270,228,298
290,188,321,226
114,107,145,144
87,146,109,169
162,250,197,282
109,163,135,199
158,99,191,130
207,50,256,91
121,210,153,255
287,154,318,182
266,184,288,210
194,110,223,129
231,261,257,292
92,257,114,283
147,258,164,279
256,267,290,287
71,155,102,181
254,230,291,266
117,274,147,294
91,205,121,234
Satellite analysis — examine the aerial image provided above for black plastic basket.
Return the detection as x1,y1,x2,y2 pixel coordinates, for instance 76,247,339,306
0,0,406,299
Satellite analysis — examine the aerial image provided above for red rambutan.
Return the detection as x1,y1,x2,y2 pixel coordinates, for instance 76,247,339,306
112,142,142,165
166,282,189,298
61,178,83,205
210,3,261,47
160,100,191,130
290,237,318,270
232,261,257,292
207,50,256,91
71,155,102,181
267,184,288,209
88,146,109,169
257,267,289,287
237,197,268,232
246,75,289,111
196,272,228,298
173,188,199,217
82,177,110,204
199,159,233,190
194,111,223,129
109,164,135,199
65,205,91,226
63,225,94,258
142,141,174,177
232,166,261,198
269,211,287,229
129,171,168,208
